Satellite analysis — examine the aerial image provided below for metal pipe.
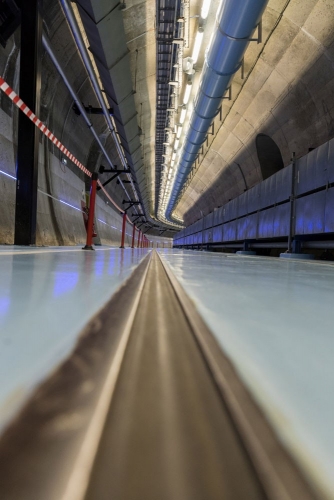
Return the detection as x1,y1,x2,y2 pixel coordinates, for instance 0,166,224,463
42,34,117,176
59,0,138,205
166,0,269,219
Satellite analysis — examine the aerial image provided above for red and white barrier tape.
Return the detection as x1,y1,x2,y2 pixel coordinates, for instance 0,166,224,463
0,76,132,223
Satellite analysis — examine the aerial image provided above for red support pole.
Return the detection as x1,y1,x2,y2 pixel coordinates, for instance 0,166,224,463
120,212,127,248
83,172,98,250
137,230,141,248
131,224,136,248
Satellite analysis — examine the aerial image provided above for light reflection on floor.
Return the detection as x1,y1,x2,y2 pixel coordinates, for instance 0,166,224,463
0,245,150,432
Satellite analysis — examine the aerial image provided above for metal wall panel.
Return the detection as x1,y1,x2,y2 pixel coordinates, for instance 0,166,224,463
247,183,261,213
275,164,292,204
224,220,237,241
213,224,223,242
316,141,329,184
258,207,275,239
324,188,334,233
246,213,258,239
213,206,224,226
237,216,248,241
260,175,275,210
204,212,214,229
296,145,328,196
223,200,232,222
273,203,290,237
295,191,326,235
237,192,248,218
328,137,334,183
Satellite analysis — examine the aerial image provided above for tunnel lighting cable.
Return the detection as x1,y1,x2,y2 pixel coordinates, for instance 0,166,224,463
183,82,192,105
200,0,212,20
180,106,187,124
192,29,204,64
159,0,214,222
158,0,210,221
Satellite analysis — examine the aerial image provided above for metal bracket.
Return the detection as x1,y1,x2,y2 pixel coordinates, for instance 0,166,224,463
249,19,262,44
222,86,232,101
72,103,113,117
97,168,131,190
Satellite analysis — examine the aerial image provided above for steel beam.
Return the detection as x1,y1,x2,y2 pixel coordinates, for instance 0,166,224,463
14,0,42,245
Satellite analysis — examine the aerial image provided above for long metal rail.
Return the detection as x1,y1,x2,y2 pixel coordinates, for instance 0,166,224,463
0,251,320,500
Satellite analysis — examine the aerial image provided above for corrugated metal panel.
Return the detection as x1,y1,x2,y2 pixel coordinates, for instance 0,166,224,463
275,165,292,204
203,228,213,243
324,188,334,233
204,212,214,229
296,145,328,196
295,155,307,196
237,216,247,241
237,192,247,218
246,212,258,239
224,220,237,241
247,183,261,213
259,175,276,210
328,138,334,183
273,203,290,237
258,207,275,239
213,207,224,226
295,191,326,235
223,201,232,222
213,224,223,242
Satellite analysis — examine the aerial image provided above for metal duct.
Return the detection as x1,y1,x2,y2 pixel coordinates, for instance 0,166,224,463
166,0,269,220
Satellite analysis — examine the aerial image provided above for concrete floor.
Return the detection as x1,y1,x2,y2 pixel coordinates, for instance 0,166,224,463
1,245,334,498
158,249,334,499
0,245,150,432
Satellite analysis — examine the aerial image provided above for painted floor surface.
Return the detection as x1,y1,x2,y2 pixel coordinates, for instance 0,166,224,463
0,245,150,431
158,249,334,499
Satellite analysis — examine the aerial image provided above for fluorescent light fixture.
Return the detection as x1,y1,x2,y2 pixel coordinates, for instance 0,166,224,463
0,169,16,181
171,160,175,166
200,0,212,20
180,106,187,124
192,29,204,64
183,83,192,104
59,199,82,212
172,152,176,161
177,126,182,139
174,139,180,149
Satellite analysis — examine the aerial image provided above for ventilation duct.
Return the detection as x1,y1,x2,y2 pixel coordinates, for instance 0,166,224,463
166,0,269,220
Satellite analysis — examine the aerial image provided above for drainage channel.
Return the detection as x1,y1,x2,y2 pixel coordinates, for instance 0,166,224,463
0,251,320,500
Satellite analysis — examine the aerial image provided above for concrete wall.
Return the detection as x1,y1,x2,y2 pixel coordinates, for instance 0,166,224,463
0,107,131,247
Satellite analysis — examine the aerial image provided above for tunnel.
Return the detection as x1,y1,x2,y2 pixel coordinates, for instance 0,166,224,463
0,0,333,499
